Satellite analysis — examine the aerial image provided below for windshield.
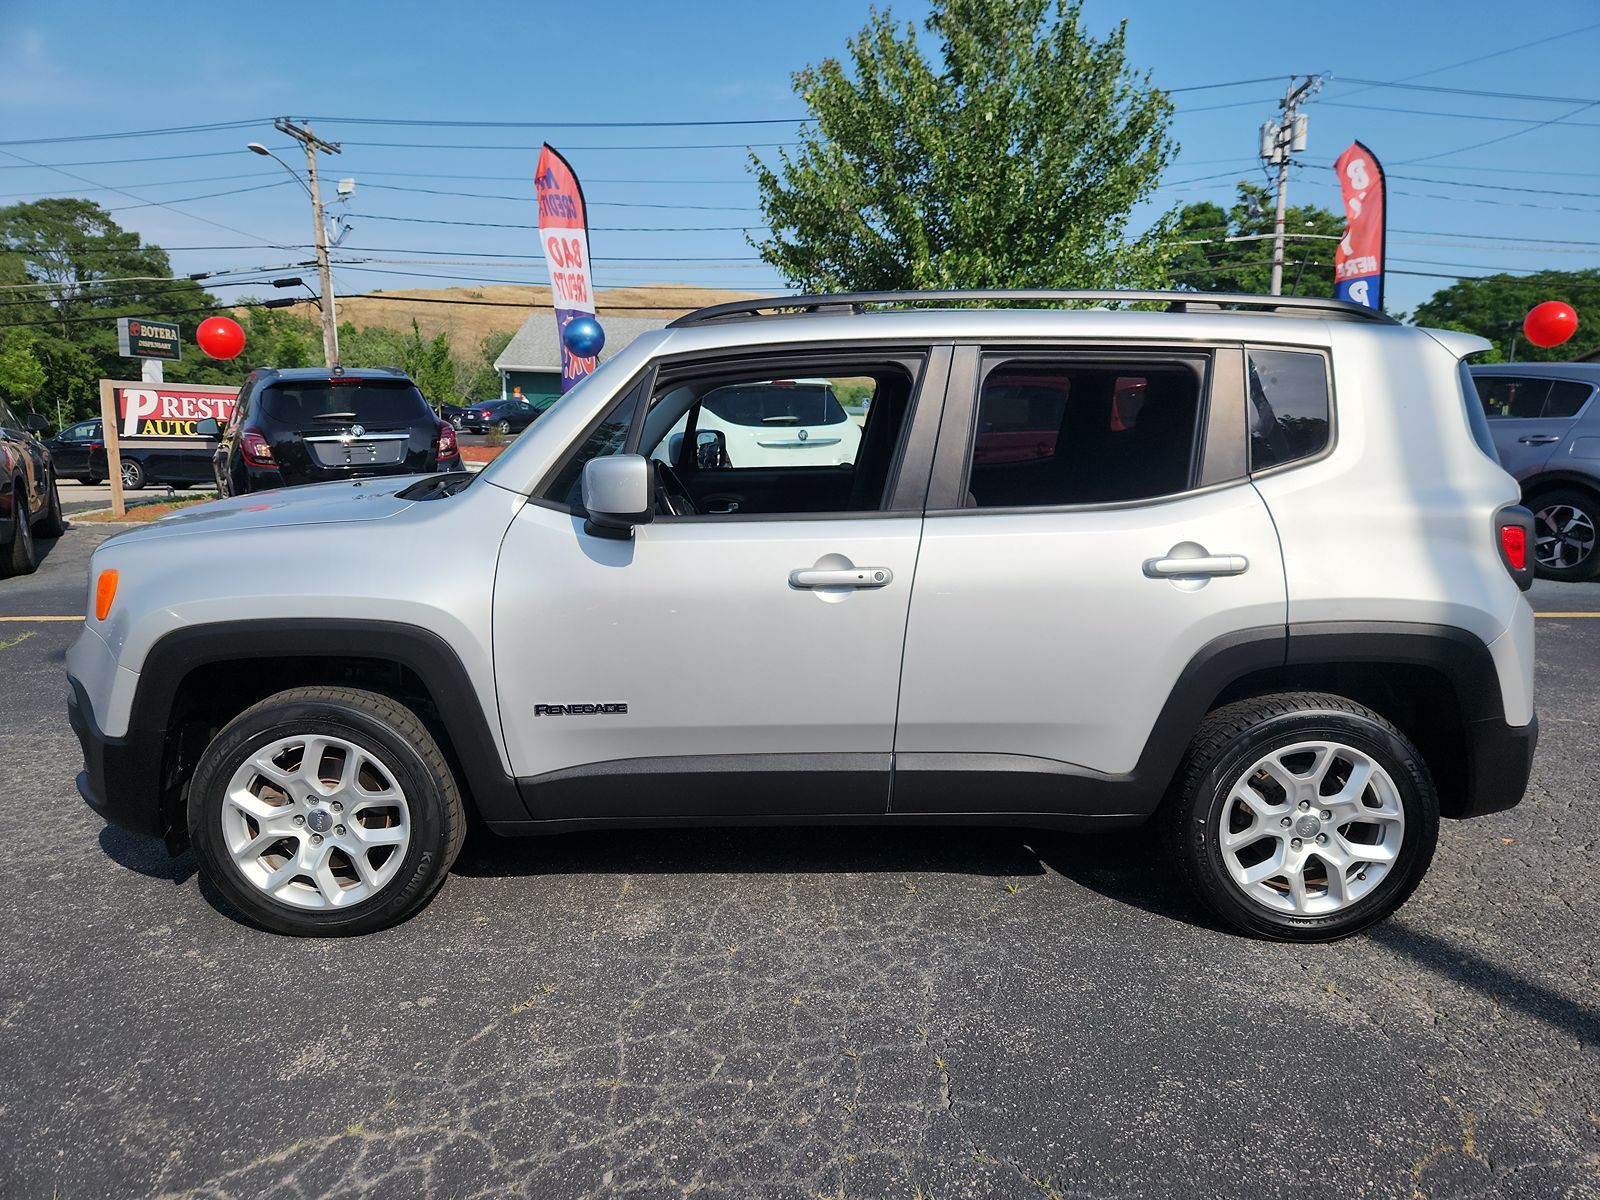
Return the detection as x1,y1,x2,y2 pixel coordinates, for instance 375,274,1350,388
261,379,431,426
701,382,847,427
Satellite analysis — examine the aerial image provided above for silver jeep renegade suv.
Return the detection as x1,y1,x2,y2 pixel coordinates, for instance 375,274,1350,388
66,291,1538,941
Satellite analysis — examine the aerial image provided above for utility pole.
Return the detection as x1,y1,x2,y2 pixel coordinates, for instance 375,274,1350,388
273,117,342,366
1260,75,1323,296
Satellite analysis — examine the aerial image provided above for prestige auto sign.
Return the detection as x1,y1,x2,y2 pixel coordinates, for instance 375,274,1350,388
113,383,237,438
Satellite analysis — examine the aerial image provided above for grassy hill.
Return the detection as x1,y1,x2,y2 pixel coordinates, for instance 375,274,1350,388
257,284,763,347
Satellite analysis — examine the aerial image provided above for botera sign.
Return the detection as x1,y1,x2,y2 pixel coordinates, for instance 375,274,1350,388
115,384,238,439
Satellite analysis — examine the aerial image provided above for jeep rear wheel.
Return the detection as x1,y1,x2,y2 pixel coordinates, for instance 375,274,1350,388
1165,692,1438,941
188,686,465,936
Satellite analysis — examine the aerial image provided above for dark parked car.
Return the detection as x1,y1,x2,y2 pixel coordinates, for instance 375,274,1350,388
457,396,555,434
46,419,215,490
0,400,65,577
204,366,462,496
438,401,470,430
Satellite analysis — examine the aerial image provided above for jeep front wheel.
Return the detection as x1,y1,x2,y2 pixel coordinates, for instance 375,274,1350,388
188,686,465,936
1165,692,1439,942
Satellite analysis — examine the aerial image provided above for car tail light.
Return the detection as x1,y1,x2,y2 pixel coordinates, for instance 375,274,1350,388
437,422,458,460
1495,505,1535,591
94,570,118,621
1500,525,1526,571
241,430,274,466
89,441,103,451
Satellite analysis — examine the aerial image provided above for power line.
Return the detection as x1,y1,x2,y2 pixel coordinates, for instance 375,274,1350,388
1321,100,1600,129
340,139,801,152
0,148,290,248
359,181,760,210
0,119,271,147
1335,78,1600,105
1401,100,1600,165
346,211,767,232
1334,22,1600,103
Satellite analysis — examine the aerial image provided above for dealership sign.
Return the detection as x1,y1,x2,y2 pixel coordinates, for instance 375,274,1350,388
111,382,237,439
116,317,183,362
1333,141,1386,311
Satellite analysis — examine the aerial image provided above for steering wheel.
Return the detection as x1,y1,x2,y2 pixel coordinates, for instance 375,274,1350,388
654,459,699,516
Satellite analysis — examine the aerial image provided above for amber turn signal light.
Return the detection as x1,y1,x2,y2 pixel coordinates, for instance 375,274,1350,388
94,570,118,621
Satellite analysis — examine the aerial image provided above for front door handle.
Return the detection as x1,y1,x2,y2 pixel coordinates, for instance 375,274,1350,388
1518,434,1561,445
1143,554,1249,579
789,566,894,589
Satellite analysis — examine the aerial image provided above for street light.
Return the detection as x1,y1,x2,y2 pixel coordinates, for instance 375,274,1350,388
246,133,339,365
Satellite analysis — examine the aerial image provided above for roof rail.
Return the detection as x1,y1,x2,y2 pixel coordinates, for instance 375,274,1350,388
666,289,1397,328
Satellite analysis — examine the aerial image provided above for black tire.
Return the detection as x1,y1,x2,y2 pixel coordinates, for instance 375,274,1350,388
32,471,66,538
1528,487,1600,582
496,419,513,435
120,458,146,491
1163,691,1439,942
189,686,466,936
0,480,38,578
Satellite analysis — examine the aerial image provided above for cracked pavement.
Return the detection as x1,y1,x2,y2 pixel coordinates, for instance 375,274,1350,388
2,528,1598,1199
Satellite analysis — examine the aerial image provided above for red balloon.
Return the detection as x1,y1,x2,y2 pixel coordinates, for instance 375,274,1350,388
196,315,246,359
1523,301,1578,349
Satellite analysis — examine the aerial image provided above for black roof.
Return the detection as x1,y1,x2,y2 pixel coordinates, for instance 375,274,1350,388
253,366,411,381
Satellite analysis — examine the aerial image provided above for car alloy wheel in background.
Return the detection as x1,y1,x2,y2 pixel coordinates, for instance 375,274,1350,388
1532,493,1598,580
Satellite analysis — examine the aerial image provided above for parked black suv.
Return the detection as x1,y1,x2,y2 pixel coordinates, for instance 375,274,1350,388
1,399,65,577
205,367,462,495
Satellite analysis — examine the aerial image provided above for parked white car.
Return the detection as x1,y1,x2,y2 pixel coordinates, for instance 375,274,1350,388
687,378,863,468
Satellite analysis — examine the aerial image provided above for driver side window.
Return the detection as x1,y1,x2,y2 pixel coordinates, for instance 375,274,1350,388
544,353,924,520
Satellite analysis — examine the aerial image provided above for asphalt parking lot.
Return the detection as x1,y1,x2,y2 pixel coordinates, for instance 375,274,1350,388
2,525,1597,1199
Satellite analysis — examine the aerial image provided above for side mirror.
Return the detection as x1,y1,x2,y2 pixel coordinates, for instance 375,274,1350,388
695,428,729,470
196,417,221,438
24,413,48,434
581,454,654,539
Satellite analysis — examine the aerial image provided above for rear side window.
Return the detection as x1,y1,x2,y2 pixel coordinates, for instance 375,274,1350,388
260,379,430,426
966,358,1202,507
700,382,847,427
1542,380,1593,419
1474,375,1594,420
1248,349,1331,472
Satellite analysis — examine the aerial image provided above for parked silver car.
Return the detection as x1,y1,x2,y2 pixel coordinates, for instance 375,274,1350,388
1469,362,1600,581
68,291,1537,941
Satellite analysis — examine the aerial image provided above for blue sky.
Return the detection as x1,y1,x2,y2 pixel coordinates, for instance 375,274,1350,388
2,0,1598,316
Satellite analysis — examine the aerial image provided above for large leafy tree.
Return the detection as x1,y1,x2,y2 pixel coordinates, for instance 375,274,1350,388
0,198,232,422
1168,183,1345,298
751,0,1178,292
1412,269,1600,363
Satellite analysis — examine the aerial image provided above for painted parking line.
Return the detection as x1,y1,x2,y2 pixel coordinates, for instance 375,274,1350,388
1534,612,1600,618
0,616,84,622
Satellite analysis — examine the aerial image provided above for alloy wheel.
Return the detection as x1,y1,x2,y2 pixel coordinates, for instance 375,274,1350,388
1534,503,1596,571
221,734,412,910
1216,740,1405,917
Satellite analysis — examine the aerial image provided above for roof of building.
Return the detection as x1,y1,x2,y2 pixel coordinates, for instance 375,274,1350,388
494,313,669,373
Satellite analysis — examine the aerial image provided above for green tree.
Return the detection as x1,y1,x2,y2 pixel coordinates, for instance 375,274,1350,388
1411,269,1600,363
1168,183,1345,297
751,0,1177,292
0,198,231,421
462,329,513,401
0,335,47,414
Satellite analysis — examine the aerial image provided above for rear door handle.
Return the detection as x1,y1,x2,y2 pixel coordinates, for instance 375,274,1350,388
1517,435,1561,445
1143,554,1249,579
789,566,893,589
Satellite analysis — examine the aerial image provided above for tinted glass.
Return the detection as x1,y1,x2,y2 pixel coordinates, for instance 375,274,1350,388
1248,349,1330,471
701,382,847,427
1545,379,1595,419
543,384,644,512
0,401,18,430
967,360,1201,507
1474,377,1549,420
260,379,430,425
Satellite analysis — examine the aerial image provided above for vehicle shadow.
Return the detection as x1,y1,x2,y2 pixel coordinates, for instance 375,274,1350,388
1371,922,1600,1044
452,821,1219,930
33,535,65,567
98,825,197,885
